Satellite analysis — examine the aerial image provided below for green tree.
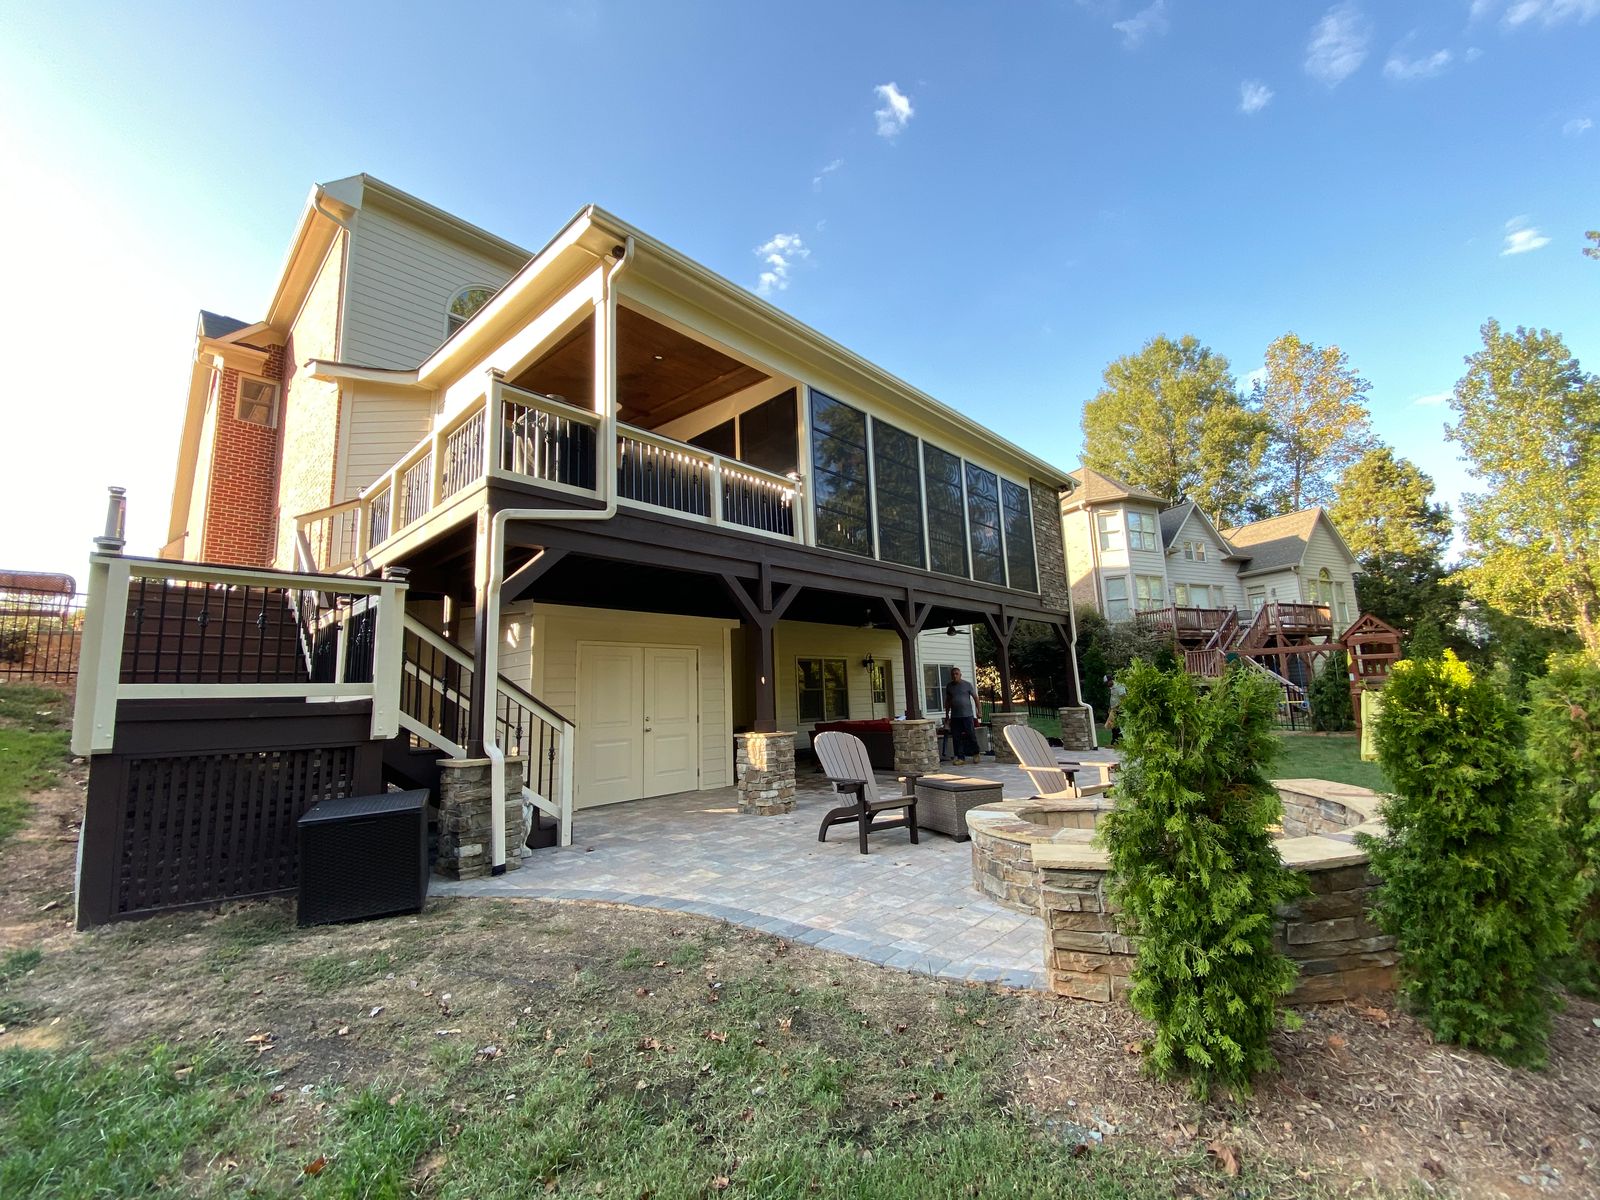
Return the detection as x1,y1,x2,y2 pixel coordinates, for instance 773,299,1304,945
1359,652,1573,1066
1099,662,1305,1098
1253,333,1375,512
1448,321,1600,658
1082,335,1268,525
1528,654,1600,992
1308,650,1352,731
1584,230,1598,261
1328,447,1452,561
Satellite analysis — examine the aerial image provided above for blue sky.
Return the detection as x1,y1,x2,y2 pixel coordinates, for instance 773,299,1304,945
0,0,1595,573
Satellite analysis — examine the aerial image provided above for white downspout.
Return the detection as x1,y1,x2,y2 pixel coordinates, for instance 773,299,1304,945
482,236,633,872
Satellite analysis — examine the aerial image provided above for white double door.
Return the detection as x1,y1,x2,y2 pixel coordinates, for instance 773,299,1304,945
576,644,699,808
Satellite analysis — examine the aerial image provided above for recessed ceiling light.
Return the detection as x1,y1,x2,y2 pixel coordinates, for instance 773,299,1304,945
653,354,664,361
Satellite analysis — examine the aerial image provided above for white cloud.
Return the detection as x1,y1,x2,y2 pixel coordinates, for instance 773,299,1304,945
753,232,809,296
1383,46,1453,81
1305,3,1371,86
1469,0,1498,18
1112,0,1169,47
1239,80,1274,114
872,83,914,139
811,158,844,191
1564,116,1594,136
1503,0,1600,27
1501,216,1551,255
1244,366,1268,393
1413,392,1450,407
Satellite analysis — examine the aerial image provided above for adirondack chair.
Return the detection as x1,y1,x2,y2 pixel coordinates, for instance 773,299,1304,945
1003,724,1114,800
812,730,920,855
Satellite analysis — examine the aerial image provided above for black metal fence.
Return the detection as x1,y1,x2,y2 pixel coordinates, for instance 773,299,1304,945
0,585,86,683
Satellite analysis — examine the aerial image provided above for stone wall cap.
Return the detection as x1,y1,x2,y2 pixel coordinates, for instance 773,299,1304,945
1033,843,1110,870
1276,833,1368,869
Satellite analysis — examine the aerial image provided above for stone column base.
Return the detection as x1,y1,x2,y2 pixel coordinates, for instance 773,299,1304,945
437,756,526,879
1057,705,1097,751
989,712,1029,762
736,731,795,815
891,718,938,776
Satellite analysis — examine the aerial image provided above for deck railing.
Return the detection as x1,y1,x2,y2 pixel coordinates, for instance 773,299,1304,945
293,379,803,570
399,615,573,845
72,555,407,755
1136,605,1235,638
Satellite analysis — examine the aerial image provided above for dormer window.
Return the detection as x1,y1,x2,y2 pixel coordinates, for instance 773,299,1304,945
446,285,495,335
236,375,279,427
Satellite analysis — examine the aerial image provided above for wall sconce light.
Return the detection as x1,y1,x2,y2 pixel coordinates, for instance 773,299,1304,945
861,653,875,669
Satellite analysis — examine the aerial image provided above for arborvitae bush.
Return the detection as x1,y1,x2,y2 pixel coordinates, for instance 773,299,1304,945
1099,661,1306,1099
1309,650,1353,732
1359,651,1573,1066
1528,654,1600,994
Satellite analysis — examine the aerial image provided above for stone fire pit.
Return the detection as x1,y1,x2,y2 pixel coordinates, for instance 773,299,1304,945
965,779,1395,1004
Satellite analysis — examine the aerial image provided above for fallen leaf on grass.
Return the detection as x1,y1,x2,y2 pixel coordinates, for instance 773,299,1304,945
336,1026,351,1037
1206,1141,1240,1177
1327,1034,1347,1050
477,1045,501,1060
704,1030,728,1044
710,1176,731,1191
368,1006,384,1018
173,1066,192,1081
303,1156,327,1177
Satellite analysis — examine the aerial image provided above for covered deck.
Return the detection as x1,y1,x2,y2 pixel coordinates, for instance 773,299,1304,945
434,751,1117,990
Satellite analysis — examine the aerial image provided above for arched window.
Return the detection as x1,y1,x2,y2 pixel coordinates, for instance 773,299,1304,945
1316,568,1333,606
446,285,495,335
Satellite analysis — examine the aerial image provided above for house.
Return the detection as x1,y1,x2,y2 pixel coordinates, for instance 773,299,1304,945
143,173,1093,885
1061,466,1361,695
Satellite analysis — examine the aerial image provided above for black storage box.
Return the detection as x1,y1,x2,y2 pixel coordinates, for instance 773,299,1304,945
297,789,429,927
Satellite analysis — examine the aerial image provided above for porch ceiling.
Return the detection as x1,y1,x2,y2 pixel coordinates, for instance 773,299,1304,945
508,307,770,430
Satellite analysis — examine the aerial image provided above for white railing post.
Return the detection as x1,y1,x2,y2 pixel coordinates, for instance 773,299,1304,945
82,556,132,754
558,723,575,847
485,374,504,477
369,567,408,741
710,458,724,525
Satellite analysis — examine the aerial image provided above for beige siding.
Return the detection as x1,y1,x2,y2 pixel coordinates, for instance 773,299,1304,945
340,382,435,499
917,626,977,713
343,202,522,369
773,621,902,749
530,605,737,800
1241,568,1300,610
275,235,346,566
184,384,218,561
1165,513,1245,610
1061,507,1100,612
1300,520,1361,630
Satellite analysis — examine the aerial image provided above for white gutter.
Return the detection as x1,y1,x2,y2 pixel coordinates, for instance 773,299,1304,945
480,235,633,873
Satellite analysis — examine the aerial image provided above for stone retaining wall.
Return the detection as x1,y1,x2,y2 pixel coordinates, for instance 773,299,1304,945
892,719,939,777
968,779,1398,1005
437,756,526,880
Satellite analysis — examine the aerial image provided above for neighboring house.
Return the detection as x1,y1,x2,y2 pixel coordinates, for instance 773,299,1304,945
1061,467,1360,685
161,174,1090,829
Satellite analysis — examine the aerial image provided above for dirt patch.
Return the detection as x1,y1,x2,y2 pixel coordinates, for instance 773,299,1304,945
2,776,1597,1197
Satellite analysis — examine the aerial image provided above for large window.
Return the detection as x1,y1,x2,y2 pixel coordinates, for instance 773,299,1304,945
1335,581,1351,628
965,463,1004,585
1001,480,1036,593
1182,539,1207,562
1104,576,1130,621
872,419,925,569
924,662,959,713
1175,583,1213,607
1126,511,1158,551
810,392,872,556
923,445,968,577
1095,511,1122,552
1135,574,1165,610
739,389,798,474
798,657,849,722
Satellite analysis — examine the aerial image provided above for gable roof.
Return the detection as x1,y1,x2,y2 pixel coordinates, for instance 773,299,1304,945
1222,508,1356,575
1161,499,1249,560
1065,467,1169,509
198,310,250,340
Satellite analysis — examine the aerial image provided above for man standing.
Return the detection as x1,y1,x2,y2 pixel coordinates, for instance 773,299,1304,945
944,667,981,765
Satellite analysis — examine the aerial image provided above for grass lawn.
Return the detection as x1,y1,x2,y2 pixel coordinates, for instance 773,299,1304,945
0,686,69,849
1272,732,1387,792
2,700,1595,1197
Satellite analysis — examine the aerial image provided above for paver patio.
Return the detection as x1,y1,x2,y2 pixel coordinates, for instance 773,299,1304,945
435,748,1119,991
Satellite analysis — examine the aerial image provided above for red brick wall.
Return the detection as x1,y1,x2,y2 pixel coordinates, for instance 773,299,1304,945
199,343,284,566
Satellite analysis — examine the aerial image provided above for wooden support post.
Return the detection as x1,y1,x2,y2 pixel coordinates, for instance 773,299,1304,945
721,565,800,735
467,510,492,758
883,591,932,720
982,607,1020,712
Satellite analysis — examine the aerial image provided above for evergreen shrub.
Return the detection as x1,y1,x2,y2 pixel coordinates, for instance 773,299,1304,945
1527,653,1600,993
1360,651,1573,1065
1100,661,1306,1098
1308,650,1353,732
